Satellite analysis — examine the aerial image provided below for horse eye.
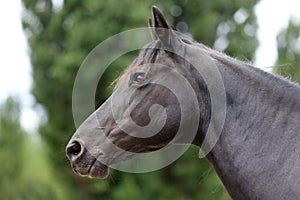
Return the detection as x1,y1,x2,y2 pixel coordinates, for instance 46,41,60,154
133,73,146,83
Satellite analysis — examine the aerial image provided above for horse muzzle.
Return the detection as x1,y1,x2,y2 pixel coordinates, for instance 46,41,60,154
66,140,109,179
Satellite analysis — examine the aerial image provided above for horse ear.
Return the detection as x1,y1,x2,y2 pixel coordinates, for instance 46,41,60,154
148,18,158,40
152,6,171,30
150,5,175,49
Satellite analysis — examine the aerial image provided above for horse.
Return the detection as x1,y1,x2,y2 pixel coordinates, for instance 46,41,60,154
66,6,300,199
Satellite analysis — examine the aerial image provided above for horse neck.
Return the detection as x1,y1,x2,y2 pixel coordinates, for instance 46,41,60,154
197,52,300,199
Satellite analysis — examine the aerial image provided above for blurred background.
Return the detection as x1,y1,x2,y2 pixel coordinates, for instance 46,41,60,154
1,0,300,199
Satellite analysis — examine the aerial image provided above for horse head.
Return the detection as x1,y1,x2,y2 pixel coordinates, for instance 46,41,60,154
66,6,211,179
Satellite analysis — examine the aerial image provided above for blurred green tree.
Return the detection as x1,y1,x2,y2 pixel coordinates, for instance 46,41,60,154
21,0,258,199
0,97,68,199
274,19,300,83
0,97,24,199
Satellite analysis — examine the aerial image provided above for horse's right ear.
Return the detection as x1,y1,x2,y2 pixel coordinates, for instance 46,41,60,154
148,18,158,40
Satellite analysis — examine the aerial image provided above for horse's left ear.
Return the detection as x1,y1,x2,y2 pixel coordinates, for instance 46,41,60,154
152,6,171,30
149,5,177,50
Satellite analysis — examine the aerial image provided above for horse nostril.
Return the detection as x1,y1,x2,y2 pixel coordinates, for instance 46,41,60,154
66,141,82,159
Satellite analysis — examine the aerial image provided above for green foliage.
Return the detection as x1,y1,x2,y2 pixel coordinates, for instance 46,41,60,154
0,97,69,199
274,19,300,83
0,97,24,197
21,0,259,199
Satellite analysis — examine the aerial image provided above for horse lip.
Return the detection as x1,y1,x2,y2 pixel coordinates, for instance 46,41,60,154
87,157,97,174
71,155,109,179
87,158,109,179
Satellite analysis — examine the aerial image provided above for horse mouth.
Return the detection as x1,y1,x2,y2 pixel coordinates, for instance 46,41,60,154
73,158,109,179
88,159,109,179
